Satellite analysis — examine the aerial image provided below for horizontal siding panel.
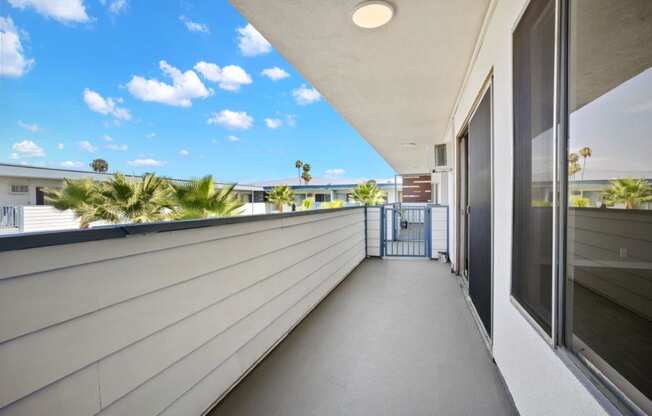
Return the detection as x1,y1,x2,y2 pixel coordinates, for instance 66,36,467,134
159,251,363,416
0,209,357,280
0,209,366,415
0,366,99,416
0,212,361,344
97,232,362,407
97,246,364,416
0,223,363,409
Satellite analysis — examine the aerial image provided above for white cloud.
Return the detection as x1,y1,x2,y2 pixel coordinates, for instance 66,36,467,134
127,60,211,107
78,140,96,153
261,67,289,81
179,15,209,34
0,17,34,78
285,114,297,127
325,168,346,177
57,143,64,150
83,88,131,120
236,24,271,57
107,0,127,15
17,120,39,132
128,158,166,167
292,85,321,105
145,132,156,139
61,160,84,168
178,149,189,156
102,134,113,142
104,143,127,151
265,118,283,129
7,0,89,23
207,110,253,130
194,61,252,92
11,140,45,158
226,135,240,142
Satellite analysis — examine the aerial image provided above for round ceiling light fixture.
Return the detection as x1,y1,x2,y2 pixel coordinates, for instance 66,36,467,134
352,1,394,29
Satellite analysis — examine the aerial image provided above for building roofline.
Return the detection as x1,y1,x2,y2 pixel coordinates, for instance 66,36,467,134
0,163,263,191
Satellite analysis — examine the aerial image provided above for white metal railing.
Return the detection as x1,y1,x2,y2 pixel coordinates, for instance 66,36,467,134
0,206,18,228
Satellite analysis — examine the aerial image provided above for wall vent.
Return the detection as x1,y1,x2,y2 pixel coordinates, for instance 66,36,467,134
434,144,448,171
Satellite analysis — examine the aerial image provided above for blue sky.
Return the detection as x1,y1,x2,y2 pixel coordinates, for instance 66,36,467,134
0,0,394,183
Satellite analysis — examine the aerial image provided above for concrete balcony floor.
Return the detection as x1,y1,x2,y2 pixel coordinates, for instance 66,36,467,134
210,258,518,416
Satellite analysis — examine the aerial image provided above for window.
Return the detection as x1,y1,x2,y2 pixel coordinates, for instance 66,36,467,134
564,0,652,412
10,184,29,193
511,0,556,335
253,191,266,203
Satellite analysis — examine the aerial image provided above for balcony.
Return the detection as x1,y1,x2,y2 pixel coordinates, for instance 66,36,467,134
210,258,516,416
0,206,512,416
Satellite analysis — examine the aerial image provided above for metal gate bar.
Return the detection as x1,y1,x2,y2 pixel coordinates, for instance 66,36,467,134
382,205,429,257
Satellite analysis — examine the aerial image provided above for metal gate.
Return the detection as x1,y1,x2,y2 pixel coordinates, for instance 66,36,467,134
381,204,430,257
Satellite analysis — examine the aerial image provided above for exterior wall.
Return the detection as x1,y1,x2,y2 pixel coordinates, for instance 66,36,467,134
401,175,432,202
0,208,365,416
430,206,448,259
569,207,652,320
366,206,381,256
19,206,80,233
446,0,608,414
240,202,268,216
0,177,62,206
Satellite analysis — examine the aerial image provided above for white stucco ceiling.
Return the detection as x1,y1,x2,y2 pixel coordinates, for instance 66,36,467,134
230,0,491,174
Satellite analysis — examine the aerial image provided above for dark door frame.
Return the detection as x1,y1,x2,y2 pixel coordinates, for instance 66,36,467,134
455,73,495,351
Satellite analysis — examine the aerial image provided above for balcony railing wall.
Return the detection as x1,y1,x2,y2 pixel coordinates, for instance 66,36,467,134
0,207,365,416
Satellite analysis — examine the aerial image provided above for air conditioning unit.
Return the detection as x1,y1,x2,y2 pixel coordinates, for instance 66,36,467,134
434,144,449,171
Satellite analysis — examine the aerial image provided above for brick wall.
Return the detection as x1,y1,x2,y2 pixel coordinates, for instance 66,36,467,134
401,174,432,202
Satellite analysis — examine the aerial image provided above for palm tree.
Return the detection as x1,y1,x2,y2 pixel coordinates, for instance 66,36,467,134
351,180,386,205
44,178,100,228
601,178,652,209
267,185,295,212
93,173,174,224
295,160,303,184
171,176,244,219
301,163,312,184
89,158,109,173
568,152,581,179
578,146,592,181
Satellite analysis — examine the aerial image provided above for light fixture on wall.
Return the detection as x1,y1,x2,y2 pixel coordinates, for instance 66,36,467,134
352,1,394,29
400,142,417,148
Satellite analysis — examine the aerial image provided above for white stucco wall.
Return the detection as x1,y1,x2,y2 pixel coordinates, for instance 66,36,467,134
445,0,608,414
0,177,62,206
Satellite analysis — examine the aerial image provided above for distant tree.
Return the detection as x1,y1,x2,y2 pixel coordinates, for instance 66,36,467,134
89,158,109,173
601,178,652,209
295,160,303,184
568,152,581,179
570,195,593,208
93,173,173,224
301,197,315,210
579,146,592,181
171,176,244,219
351,180,386,205
45,173,173,226
44,178,100,228
267,185,296,212
300,163,312,184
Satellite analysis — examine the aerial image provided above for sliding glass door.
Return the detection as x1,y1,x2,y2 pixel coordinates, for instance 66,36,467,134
564,0,652,413
512,0,652,412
